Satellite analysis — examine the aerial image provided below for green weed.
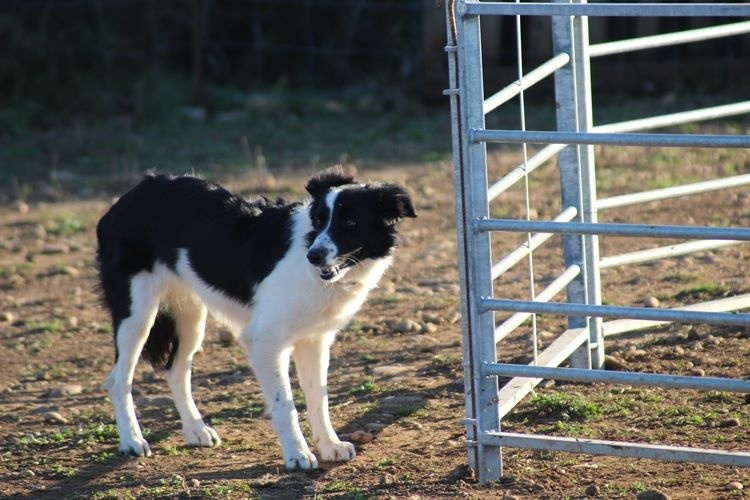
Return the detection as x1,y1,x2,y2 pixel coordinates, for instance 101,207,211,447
675,283,730,301
44,217,86,236
349,378,378,396
531,393,602,421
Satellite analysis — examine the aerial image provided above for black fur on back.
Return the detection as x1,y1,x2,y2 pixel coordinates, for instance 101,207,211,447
96,173,297,369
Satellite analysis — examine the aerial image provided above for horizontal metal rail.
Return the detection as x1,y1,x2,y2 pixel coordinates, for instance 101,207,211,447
595,101,750,135
495,265,580,343
484,53,570,115
602,292,750,337
475,219,750,241
482,363,750,392
597,173,750,210
599,240,741,269
461,2,750,18
472,129,750,148
497,327,588,418
491,207,577,279
487,144,566,202
481,432,750,468
480,298,750,327
487,102,750,204
589,20,750,57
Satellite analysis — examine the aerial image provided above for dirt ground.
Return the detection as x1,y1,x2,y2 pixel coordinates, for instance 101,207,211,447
1,148,750,498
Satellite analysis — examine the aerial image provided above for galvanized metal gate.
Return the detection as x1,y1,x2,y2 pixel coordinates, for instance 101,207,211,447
444,0,750,483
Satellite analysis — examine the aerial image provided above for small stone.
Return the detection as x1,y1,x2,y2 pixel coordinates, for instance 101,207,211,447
0,312,14,323
189,478,201,488
450,312,462,324
380,473,396,485
690,368,706,377
687,328,702,341
726,481,744,491
41,244,69,255
60,266,80,277
643,296,660,308
421,322,438,334
585,484,600,496
43,411,68,424
349,430,373,444
48,384,83,397
718,417,740,428
365,422,386,433
390,319,421,333
67,316,79,329
371,365,411,377
604,355,630,371
15,201,30,214
137,396,172,408
421,313,442,324
21,469,35,478
217,329,236,345
673,345,685,356
637,489,670,500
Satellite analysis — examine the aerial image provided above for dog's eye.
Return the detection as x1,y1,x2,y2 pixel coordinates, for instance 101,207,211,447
312,215,324,228
342,218,356,228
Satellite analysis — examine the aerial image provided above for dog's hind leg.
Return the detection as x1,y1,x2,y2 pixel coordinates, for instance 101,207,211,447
164,295,220,447
293,332,355,462
104,272,160,457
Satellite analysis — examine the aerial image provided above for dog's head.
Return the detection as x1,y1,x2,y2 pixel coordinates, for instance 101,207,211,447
305,165,417,281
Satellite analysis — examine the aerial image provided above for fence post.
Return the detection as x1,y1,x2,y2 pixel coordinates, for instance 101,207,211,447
551,0,605,369
453,0,502,483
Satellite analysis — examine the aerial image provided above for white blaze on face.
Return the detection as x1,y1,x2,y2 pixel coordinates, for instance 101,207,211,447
309,190,339,266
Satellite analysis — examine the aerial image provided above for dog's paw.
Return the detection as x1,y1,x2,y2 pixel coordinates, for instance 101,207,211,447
184,423,221,447
318,440,356,462
284,449,319,471
119,435,152,457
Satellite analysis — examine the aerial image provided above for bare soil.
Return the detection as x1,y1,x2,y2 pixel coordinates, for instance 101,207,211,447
1,152,750,499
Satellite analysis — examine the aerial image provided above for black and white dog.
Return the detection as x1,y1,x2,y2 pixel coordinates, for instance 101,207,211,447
96,166,416,469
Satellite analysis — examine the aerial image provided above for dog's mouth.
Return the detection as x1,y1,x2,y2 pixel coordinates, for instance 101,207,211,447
318,261,354,281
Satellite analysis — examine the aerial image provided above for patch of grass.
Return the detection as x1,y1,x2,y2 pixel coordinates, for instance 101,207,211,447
25,319,63,333
51,463,78,478
349,378,378,396
374,457,397,471
202,482,252,497
319,481,370,498
359,353,378,364
91,490,136,500
704,391,736,404
531,393,602,421
44,216,86,237
394,404,428,419
0,263,33,278
20,423,119,447
604,396,639,418
675,283,730,301
664,272,698,283
161,443,188,456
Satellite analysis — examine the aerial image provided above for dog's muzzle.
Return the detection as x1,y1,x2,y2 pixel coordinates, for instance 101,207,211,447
307,248,351,281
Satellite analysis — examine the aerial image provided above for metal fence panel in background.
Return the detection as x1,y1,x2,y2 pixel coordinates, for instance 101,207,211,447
445,0,750,484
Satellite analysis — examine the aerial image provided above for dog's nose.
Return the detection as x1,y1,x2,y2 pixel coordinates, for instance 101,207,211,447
307,247,327,266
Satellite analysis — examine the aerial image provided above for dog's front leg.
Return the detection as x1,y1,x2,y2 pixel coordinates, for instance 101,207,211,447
293,333,356,462
243,332,318,470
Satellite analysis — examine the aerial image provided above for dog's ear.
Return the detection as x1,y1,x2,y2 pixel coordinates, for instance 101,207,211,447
306,165,357,198
378,184,417,225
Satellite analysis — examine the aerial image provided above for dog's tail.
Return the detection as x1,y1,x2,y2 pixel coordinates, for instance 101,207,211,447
141,312,180,371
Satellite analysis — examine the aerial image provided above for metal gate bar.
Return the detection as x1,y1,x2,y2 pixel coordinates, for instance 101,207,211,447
447,0,750,484
482,432,750,468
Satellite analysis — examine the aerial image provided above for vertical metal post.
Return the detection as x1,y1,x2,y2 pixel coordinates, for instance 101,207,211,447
453,0,502,483
551,0,605,369
444,0,477,473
